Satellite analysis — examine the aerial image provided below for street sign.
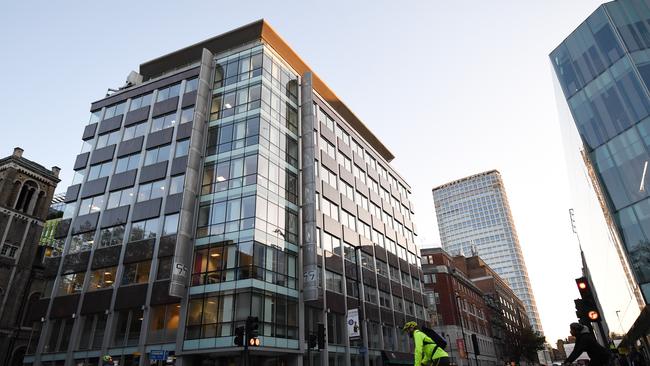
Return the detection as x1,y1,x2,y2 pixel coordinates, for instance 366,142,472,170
347,308,360,339
150,350,167,361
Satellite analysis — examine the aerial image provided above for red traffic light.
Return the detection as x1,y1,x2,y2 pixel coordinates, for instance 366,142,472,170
577,281,587,290
588,310,599,321
249,337,260,346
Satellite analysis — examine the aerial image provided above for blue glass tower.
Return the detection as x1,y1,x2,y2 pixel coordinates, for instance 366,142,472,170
551,0,650,303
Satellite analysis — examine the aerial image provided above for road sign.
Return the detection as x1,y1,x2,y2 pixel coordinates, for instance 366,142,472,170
150,350,167,361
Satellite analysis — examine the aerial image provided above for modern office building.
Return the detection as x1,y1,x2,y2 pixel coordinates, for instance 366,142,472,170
550,0,649,344
432,170,543,333
23,20,426,366
0,148,60,366
421,248,498,366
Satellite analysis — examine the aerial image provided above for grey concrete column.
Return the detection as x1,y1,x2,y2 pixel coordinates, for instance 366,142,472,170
300,72,318,302
169,48,213,299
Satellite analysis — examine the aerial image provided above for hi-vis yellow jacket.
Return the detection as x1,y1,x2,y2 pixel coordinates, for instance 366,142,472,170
414,330,449,366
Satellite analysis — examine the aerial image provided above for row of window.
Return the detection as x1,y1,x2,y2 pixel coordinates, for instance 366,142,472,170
56,255,172,297
315,105,410,199
76,175,185,217
89,77,198,125
67,213,179,254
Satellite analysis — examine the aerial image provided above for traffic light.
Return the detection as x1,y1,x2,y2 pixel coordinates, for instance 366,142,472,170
234,326,245,346
246,316,260,347
575,277,600,322
317,323,326,350
308,333,317,349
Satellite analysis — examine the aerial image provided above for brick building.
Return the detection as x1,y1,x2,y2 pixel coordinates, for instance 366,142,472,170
422,247,497,366
462,255,531,364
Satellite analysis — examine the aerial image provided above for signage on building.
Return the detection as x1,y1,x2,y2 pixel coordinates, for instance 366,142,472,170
347,308,361,339
150,350,167,361
457,339,467,359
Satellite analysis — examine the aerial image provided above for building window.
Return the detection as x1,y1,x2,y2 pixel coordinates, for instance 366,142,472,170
156,84,181,103
112,308,144,347
180,106,194,124
122,121,148,141
185,290,298,341
321,231,341,255
99,225,125,247
376,259,388,278
148,303,180,343
325,270,343,294
44,318,75,353
321,198,339,221
88,267,117,290
144,145,171,166
87,161,113,180
184,78,198,93
121,260,151,285
346,278,359,298
151,112,177,132
78,195,104,215
129,93,153,111
175,139,189,157
69,232,95,253
106,188,134,209
104,102,126,120
128,218,159,242
0,243,19,258
343,243,356,263
96,130,120,149
364,285,377,304
77,313,107,350
320,166,337,189
157,257,172,280
319,135,336,160
58,272,86,295
360,252,374,271
341,210,356,231
115,153,140,173
379,290,392,309
162,214,179,236
137,179,166,202
169,174,184,195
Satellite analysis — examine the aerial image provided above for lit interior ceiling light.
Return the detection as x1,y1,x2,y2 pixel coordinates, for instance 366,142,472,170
216,176,225,182
225,103,232,108
641,161,648,192
104,272,112,275
210,253,221,257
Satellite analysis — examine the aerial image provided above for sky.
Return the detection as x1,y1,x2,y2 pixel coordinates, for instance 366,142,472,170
0,0,632,344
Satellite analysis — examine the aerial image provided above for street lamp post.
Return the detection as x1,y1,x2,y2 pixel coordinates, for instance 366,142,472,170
455,293,469,366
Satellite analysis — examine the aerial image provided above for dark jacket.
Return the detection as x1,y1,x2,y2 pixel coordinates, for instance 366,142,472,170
566,332,610,366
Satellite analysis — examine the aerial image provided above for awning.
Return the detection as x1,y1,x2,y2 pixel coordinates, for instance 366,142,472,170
382,351,413,365
620,306,650,348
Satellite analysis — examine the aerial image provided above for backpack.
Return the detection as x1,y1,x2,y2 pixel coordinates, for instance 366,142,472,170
420,327,447,349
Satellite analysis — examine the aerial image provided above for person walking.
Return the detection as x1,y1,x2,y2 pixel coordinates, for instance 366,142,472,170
403,321,450,366
564,323,610,366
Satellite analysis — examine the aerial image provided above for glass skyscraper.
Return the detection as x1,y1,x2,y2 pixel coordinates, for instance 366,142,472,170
21,20,427,366
550,0,650,306
432,170,543,333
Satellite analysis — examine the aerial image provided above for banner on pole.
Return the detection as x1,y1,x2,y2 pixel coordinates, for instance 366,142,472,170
347,308,361,339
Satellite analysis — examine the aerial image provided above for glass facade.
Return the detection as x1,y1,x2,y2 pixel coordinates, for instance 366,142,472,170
432,170,543,333
551,0,650,302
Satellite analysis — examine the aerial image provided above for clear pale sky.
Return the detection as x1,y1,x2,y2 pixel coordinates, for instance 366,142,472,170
1,0,626,344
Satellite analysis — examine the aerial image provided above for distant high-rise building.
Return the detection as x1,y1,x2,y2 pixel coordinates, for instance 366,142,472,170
24,20,426,366
550,0,649,337
432,170,543,333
